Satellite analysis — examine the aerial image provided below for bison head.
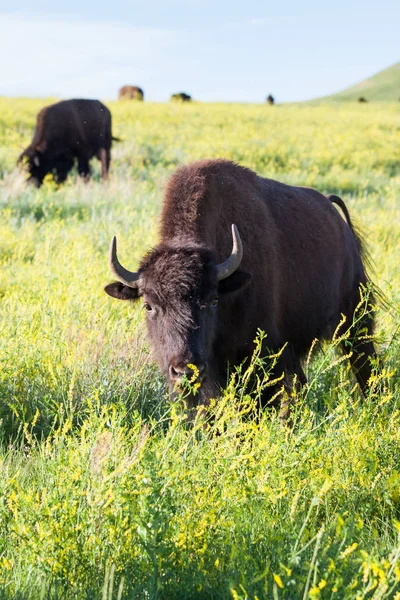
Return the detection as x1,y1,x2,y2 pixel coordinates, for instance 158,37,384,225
105,225,250,405
18,149,46,187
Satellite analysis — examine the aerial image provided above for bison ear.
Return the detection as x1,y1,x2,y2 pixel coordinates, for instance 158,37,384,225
104,282,140,301
218,270,251,294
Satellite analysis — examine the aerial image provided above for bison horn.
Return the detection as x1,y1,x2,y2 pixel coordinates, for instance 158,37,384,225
109,236,140,288
216,224,243,281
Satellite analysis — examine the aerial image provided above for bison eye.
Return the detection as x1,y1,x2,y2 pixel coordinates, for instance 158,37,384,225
210,297,218,308
143,302,152,312
200,297,218,310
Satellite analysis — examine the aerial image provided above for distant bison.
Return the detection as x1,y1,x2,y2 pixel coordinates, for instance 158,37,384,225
105,159,376,419
118,86,144,101
18,99,115,186
266,95,275,105
171,92,192,103
358,97,368,103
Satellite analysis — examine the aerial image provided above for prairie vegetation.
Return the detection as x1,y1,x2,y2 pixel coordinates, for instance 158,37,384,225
0,98,399,598
319,62,400,102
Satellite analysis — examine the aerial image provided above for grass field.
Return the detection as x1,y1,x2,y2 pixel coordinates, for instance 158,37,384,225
0,98,400,599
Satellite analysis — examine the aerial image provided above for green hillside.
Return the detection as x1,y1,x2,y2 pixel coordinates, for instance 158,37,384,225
320,61,400,101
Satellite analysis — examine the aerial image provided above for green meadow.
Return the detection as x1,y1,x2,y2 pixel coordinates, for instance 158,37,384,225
0,99,399,598
320,62,400,102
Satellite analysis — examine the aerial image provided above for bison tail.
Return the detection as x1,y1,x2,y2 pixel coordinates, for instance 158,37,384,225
112,136,122,142
329,193,368,264
329,194,389,310
328,194,364,254
328,194,355,231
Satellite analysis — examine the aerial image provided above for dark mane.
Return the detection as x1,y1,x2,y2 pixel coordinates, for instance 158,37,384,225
160,159,257,244
31,107,47,149
139,245,216,305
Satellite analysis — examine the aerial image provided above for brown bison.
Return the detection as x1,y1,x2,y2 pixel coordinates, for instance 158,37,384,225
18,99,115,186
266,94,275,105
358,97,368,103
105,159,376,417
171,92,192,102
118,86,144,101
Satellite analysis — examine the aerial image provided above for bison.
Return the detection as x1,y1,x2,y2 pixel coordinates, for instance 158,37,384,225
171,92,192,103
266,95,275,105
18,99,115,186
105,159,376,418
118,86,144,101
358,97,368,103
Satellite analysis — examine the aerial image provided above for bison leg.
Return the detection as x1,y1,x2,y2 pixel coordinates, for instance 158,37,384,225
55,155,74,184
280,363,307,424
347,339,376,395
99,148,110,181
340,285,377,396
260,346,306,424
342,313,377,396
78,157,91,181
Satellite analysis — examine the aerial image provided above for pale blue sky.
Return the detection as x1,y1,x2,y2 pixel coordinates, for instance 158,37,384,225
0,0,398,102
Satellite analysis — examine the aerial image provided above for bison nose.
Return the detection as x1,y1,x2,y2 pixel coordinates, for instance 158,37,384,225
169,361,207,382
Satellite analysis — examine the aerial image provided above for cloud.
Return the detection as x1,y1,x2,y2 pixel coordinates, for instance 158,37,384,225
0,13,176,98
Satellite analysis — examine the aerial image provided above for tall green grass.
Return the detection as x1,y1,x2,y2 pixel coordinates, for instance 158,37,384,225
0,99,399,598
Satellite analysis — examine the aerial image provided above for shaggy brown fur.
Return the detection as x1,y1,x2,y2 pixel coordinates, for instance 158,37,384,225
118,86,144,101
18,99,114,186
105,159,376,415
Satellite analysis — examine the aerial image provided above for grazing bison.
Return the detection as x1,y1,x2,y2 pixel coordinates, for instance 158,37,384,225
171,92,192,103
358,97,368,103
18,99,115,186
266,95,275,105
118,86,144,101
105,159,376,417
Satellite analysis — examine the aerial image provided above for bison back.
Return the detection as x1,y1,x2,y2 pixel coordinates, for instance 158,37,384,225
39,99,112,154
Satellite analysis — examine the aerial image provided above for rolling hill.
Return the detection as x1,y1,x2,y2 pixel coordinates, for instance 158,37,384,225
318,61,400,102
